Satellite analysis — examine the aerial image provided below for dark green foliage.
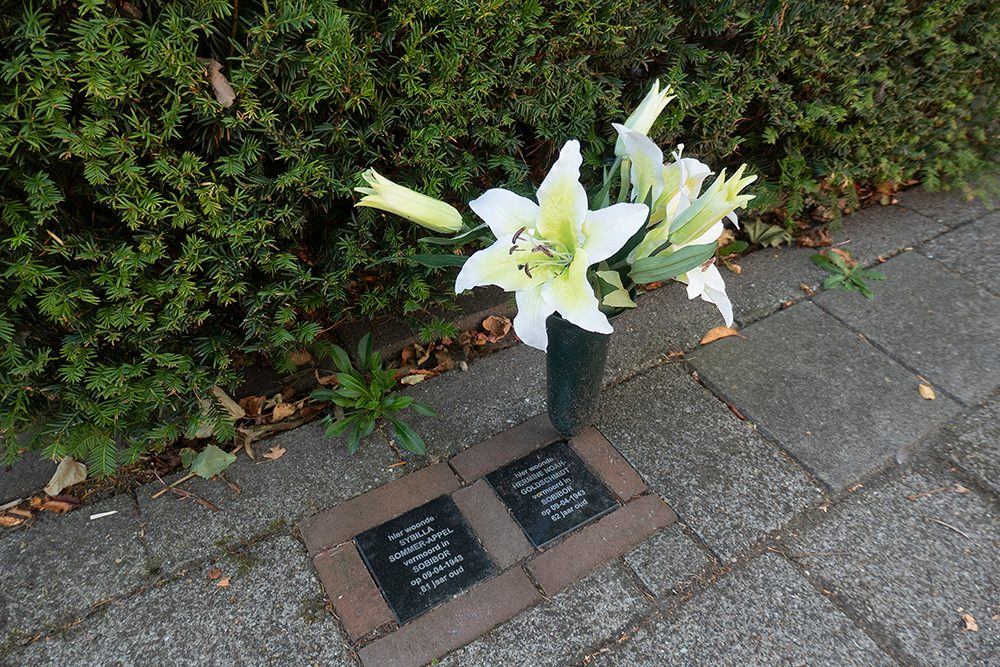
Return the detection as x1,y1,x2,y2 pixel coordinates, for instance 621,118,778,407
1,1,996,471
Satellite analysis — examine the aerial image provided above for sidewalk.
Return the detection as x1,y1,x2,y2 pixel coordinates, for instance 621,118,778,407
2,187,998,666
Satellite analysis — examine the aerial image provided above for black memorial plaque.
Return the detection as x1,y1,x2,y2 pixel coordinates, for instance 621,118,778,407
355,495,495,624
485,441,618,548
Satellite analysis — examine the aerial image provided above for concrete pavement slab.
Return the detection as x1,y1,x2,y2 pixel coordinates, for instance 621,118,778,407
437,563,651,667
815,251,1000,405
623,526,713,601
136,423,398,573
6,536,354,667
689,301,962,489
0,493,148,639
834,203,948,266
596,363,822,561
0,453,55,504
789,467,1000,666
897,187,993,227
936,395,1000,497
402,343,547,459
595,553,893,667
921,211,1000,297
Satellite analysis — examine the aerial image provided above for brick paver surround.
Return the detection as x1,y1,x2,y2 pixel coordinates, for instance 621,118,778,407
297,422,674,666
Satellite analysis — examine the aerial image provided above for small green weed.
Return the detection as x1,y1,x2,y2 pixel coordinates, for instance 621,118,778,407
312,334,436,455
812,250,886,298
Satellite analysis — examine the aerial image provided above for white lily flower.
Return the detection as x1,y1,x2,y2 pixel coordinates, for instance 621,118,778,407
614,80,675,157
680,262,733,326
455,141,648,351
355,169,464,233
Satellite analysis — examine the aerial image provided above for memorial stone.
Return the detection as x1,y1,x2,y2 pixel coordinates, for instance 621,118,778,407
355,495,496,624
486,441,618,547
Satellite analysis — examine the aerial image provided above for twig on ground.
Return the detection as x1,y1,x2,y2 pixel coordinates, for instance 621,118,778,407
151,471,197,499
926,517,972,540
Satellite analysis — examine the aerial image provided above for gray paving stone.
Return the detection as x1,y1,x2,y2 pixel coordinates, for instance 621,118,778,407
0,494,148,637
921,211,1000,297
597,363,822,561
136,423,398,573
6,536,355,667
623,526,713,600
727,245,827,325
402,342,547,458
835,202,948,266
789,468,1000,666
437,563,650,667
897,186,993,227
815,251,1000,405
0,452,55,504
937,395,1000,497
689,301,962,490
605,282,720,383
595,553,893,667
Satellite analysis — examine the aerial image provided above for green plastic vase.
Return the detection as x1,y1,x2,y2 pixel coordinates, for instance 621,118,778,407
545,313,611,437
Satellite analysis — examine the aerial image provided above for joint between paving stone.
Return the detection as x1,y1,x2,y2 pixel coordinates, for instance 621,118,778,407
809,296,969,407
778,551,921,667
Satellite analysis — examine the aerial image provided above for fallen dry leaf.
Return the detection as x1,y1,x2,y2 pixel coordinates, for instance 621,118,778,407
40,499,78,513
961,612,979,632
830,247,858,268
798,227,833,248
289,349,313,367
263,446,286,461
700,327,741,346
799,283,815,296
271,402,296,421
482,315,512,340
215,576,231,588
44,457,87,497
400,374,426,385
239,395,265,418
207,568,222,581
724,262,742,274
0,515,24,528
212,386,246,420
918,384,936,400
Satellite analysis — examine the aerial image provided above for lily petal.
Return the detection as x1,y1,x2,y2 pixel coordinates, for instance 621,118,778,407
469,188,540,238
513,285,555,351
613,124,664,206
455,240,540,293
581,202,649,263
535,140,587,251
541,250,612,335
683,264,733,326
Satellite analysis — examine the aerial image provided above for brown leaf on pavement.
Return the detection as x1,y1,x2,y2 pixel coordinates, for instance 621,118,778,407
918,384,936,400
797,227,833,248
207,568,222,581
960,612,979,632
700,327,741,346
0,514,24,527
263,446,286,461
215,576,231,588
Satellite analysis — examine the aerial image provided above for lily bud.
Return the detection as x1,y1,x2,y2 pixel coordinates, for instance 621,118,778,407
614,80,675,157
667,165,756,247
355,169,463,233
